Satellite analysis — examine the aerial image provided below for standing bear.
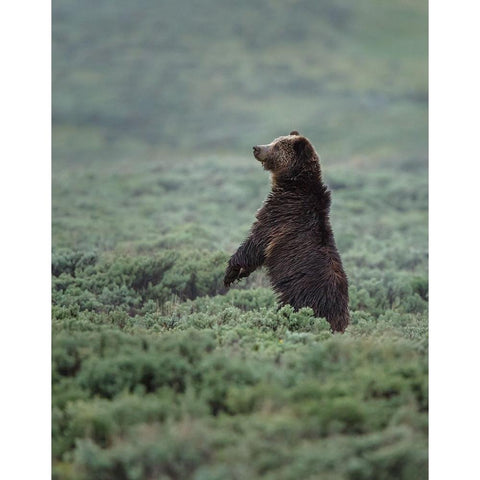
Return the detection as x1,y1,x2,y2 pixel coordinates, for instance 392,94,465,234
224,131,349,333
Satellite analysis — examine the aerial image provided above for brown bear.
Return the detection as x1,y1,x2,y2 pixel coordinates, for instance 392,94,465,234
224,131,349,332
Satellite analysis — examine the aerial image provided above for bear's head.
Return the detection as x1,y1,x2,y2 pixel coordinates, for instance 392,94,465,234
252,131,320,182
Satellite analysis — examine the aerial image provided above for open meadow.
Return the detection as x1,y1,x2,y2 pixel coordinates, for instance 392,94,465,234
52,1,428,478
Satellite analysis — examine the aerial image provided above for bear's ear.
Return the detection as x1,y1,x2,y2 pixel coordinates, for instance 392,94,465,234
293,137,316,162
290,130,300,136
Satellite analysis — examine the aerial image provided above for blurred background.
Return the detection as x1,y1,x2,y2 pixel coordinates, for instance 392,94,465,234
53,0,427,159
52,1,428,478
52,0,427,253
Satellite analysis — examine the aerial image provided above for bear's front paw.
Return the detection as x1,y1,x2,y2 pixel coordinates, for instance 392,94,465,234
238,267,250,279
224,265,240,288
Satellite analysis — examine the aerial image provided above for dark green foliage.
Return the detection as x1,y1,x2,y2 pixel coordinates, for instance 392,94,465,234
52,0,427,478
52,251,228,318
51,168,428,480
52,250,98,277
52,283,428,478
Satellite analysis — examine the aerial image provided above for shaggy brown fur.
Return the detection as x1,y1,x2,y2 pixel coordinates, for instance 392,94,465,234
224,131,349,332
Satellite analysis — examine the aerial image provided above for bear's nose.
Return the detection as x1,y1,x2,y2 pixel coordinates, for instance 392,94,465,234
253,146,260,155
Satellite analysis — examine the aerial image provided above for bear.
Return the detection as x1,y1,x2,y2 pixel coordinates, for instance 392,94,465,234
224,131,349,333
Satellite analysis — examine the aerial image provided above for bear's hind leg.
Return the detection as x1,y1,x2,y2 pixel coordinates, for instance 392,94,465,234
327,311,350,333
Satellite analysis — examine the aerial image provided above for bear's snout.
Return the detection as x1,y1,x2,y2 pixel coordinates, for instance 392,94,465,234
253,145,268,161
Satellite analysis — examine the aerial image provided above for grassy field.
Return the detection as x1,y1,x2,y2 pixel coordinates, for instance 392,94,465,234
52,0,428,478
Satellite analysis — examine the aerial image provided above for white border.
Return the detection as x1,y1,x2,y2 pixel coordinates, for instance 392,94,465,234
430,1,480,478
1,2,51,477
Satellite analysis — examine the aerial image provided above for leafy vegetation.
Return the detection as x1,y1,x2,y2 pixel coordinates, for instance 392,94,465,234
52,0,427,478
